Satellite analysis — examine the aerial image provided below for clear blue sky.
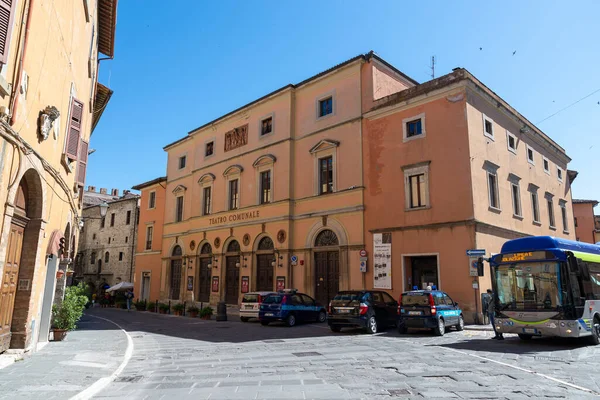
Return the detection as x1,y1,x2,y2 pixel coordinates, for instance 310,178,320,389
90,1,600,208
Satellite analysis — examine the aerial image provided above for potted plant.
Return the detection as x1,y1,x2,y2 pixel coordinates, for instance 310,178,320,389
187,305,200,318
56,270,65,279
172,303,185,316
200,306,213,320
66,269,74,277
158,303,170,314
51,283,89,341
134,300,146,311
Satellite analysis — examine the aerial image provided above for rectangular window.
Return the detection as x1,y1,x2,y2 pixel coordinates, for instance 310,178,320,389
527,145,535,164
261,117,273,136
108,237,111,244
126,210,131,225
203,186,211,215
408,174,426,208
318,97,333,117
178,155,186,169
90,252,96,264
119,252,123,261
100,217,105,229
319,156,333,194
205,141,214,157
175,196,184,222
511,183,522,217
146,226,153,250
543,157,550,174
148,191,156,209
487,172,500,209
561,202,568,232
557,168,563,182
483,115,494,139
548,199,555,228
531,192,540,223
229,179,239,210
92,233,96,240
575,217,578,228
406,119,422,138
110,213,115,227
260,170,272,204
507,131,517,153
125,236,128,243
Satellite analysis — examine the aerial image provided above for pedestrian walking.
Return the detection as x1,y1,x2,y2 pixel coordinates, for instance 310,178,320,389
125,288,134,312
486,289,503,340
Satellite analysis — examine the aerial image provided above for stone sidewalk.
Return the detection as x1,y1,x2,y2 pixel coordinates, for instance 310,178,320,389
0,313,128,400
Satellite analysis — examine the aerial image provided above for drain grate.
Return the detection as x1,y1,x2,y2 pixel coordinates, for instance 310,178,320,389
115,376,143,383
388,389,411,395
292,351,322,357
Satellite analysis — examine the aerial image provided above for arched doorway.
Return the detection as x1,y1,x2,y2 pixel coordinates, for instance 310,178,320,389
255,237,274,292
314,229,339,306
170,246,183,300
224,240,240,305
197,243,212,303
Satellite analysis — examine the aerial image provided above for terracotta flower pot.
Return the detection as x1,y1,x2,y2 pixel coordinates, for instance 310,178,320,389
66,271,74,277
201,315,211,320
174,310,182,316
52,329,68,341
56,270,65,279
189,312,198,318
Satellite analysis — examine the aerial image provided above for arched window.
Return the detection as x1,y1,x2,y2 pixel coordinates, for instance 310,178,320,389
104,252,110,263
200,243,212,255
315,230,339,247
172,245,182,257
258,237,274,251
90,252,96,264
227,240,240,253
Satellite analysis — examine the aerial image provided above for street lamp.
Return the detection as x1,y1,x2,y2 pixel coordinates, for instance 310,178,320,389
78,201,110,229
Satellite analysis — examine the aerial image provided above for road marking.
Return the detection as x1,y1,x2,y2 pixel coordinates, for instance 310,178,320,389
441,346,600,396
69,315,134,400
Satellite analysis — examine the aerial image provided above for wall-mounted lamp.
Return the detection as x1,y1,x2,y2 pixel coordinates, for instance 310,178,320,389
211,255,218,268
78,201,110,230
186,256,194,270
242,256,248,268
272,250,284,268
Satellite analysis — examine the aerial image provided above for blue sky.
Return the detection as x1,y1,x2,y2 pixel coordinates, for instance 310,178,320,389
90,1,599,207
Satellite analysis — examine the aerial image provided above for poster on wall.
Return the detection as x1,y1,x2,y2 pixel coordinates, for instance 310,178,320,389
187,276,194,291
241,276,249,293
373,233,392,289
211,276,219,292
276,276,286,291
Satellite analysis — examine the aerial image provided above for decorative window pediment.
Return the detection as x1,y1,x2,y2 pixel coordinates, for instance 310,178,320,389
198,173,216,184
309,139,340,154
223,164,244,177
252,154,276,168
172,185,187,195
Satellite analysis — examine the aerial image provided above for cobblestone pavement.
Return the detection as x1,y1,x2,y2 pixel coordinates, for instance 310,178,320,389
84,309,600,400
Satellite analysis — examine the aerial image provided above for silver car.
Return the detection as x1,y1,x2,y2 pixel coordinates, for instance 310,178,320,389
239,292,275,322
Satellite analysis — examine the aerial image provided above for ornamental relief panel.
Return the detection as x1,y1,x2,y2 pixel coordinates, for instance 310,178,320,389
224,124,248,152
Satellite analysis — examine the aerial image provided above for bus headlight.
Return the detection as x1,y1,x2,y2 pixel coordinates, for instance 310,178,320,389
566,329,572,334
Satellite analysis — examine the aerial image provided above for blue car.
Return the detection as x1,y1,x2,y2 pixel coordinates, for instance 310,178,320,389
259,290,327,327
398,290,464,336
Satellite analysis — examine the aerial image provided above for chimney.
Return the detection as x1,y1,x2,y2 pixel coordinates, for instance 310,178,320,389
100,188,107,194
87,186,96,192
111,189,119,196
123,190,130,196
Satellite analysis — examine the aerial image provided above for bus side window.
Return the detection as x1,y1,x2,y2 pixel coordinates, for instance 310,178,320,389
587,262,600,300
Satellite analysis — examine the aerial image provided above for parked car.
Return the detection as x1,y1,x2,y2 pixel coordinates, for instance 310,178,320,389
239,291,275,322
398,290,464,336
258,290,327,327
327,290,398,334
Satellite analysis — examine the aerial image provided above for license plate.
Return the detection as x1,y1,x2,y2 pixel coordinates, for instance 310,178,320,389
245,305,254,309
523,328,536,334
265,313,274,317
408,311,422,316
337,309,351,314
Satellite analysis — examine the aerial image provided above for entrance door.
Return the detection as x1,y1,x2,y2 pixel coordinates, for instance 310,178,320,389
198,258,211,303
0,223,24,352
225,257,239,304
141,275,150,301
314,251,339,306
256,254,274,292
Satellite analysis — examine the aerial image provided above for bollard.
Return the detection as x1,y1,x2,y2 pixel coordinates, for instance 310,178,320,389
183,301,186,316
216,301,227,321
155,300,158,313
168,300,171,315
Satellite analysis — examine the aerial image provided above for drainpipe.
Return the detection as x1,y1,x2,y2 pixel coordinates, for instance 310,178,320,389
10,0,34,126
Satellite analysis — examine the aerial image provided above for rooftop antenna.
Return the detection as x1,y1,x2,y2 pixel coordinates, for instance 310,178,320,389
430,56,436,79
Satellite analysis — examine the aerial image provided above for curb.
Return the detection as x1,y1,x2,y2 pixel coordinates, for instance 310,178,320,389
464,325,493,332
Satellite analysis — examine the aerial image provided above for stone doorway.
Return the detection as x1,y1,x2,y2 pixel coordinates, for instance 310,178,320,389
197,243,212,303
313,230,340,306
224,240,240,305
170,245,182,300
255,237,274,292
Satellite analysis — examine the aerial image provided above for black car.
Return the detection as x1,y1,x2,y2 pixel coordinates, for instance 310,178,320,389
327,290,398,334
398,290,464,336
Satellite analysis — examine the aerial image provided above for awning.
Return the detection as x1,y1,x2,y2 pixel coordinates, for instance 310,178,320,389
106,281,133,292
46,230,65,257
98,0,118,58
92,82,113,133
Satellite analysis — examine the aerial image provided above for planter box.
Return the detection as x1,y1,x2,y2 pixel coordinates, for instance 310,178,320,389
52,329,68,341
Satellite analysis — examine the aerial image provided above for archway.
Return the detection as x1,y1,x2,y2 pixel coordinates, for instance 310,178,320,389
196,242,212,303
255,236,274,292
313,229,339,306
170,245,183,300
224,240,240,305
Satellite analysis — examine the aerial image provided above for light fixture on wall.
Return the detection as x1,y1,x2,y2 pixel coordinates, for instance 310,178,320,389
78,201,110,229
272,250,283,268
211,255,218,269
242,256,248,268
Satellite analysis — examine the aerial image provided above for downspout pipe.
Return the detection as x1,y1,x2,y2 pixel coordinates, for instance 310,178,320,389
10,0,34,126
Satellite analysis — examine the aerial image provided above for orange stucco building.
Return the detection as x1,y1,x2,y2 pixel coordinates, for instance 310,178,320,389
573,199,598,243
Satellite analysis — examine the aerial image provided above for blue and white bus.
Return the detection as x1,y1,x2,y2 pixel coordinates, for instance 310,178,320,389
489,236,600,344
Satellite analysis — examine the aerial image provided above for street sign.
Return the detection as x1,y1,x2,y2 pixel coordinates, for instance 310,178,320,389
359,260,367,273
290,255,298,263
359,256,368,262
466,249,486,257
359,249,367,257
469,257,479,277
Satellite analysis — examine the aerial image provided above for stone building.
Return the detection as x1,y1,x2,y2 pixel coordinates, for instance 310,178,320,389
0,0,118,353
75,187,139,293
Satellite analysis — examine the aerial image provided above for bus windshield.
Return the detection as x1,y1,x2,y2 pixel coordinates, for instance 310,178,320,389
494,261,562,311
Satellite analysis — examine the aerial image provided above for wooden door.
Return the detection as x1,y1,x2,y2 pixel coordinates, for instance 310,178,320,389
0,223,24,353
170,260,182,300
225,257,239,305
314,251,339,306
198,258,211,303
256,254,273,292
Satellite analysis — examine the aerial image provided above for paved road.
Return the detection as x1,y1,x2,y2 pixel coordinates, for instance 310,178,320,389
83,309,600,400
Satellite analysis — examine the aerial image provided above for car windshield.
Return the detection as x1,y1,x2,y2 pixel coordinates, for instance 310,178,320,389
262,295,282,304
494,261,562,311
242,294,259,303
332,292,366,305
402,293,430,306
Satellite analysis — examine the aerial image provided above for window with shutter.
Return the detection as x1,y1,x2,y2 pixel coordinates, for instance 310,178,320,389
66,98,84,161
77,139,89,186
0,1,17,65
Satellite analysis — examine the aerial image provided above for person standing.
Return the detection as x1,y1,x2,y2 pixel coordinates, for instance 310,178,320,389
125,289,134,312
486,289,503,340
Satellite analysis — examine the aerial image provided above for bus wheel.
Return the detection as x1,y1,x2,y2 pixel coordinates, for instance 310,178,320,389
518,334,533,341
588,317,600,345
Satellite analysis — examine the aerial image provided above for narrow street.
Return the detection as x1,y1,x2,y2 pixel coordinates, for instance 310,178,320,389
2,309,600,399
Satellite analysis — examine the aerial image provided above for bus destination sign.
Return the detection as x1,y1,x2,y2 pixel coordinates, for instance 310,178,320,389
501,251,548,263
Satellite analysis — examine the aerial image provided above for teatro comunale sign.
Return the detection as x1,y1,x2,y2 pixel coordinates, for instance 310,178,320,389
209,210,260,225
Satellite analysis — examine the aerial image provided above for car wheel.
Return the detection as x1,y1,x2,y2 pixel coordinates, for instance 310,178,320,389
433,318,445,336
456,315,464,331
240,317,249,323
588,317,600,345
366,316,378,334
317,310,327,323
260,321,269,326
286,314,297,327
329,325,341,333
518,333,533,341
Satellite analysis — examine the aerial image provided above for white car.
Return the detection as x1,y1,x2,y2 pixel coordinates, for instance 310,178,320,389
239,292,275,322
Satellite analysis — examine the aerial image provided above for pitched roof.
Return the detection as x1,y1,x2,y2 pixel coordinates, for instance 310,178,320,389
573,199,599,205
132,177,167,191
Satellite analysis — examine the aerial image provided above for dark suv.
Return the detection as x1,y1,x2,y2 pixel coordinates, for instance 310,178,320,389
398,290,464,336
327,290,398,334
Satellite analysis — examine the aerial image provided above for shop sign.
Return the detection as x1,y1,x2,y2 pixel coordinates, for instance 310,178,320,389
373,233,392,289
241,276,249,293
211,276,219,292
187,276,194,291
276,276,286,291
209,210,260,225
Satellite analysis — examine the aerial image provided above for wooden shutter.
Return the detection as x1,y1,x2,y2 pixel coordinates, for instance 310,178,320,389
66,98,83,160
77,139,88,186
0,1,16,65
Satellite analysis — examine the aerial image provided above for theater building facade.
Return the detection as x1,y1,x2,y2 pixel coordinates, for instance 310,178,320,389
158,52,417,306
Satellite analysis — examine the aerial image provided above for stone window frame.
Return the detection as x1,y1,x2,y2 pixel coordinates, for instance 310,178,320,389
402,113,426,143
482,113,495,141
543,156,550,175
559,199,569,234
204,137,216,160
148,190,156,210
172,184,187,223
253,154,276,205
484,161,501,213
508,173,522,219
557,166,564,183
526,144,535,166
309,140,339,196
145,224,154,251
506,130,518,154
546,192,556,230
178,154,187,170
198,173,215,216
223,165,243,211
402,161,431,211
529,184,541,225
315,90,336,121
258,112,275,139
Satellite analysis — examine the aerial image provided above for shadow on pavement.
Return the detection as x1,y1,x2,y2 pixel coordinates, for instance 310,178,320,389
433,335,590,355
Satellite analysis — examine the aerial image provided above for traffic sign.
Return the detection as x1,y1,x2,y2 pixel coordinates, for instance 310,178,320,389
290,255,298,263
466,249,486,257
469,258,479,277
359,249,367,257
359,260,367,273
